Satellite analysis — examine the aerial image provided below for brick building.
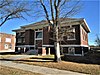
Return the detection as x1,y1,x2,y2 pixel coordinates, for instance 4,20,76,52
0,33,15,51
13,18,90,56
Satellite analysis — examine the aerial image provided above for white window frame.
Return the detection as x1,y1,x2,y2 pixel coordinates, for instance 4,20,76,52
68,47,75,55
17,38,22,43
4,44,8,49
67,27,76,40
35,30,43,40
5,38,11,42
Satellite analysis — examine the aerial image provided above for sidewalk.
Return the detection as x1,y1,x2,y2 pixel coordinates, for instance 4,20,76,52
0,60,88,75
6,55,35,60
0,50,15,53
0,55,89,75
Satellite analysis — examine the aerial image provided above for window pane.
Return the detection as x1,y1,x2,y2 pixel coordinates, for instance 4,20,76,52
67,33,75,39
36,32,42,38
4,44,8,49
5,38,11,42
67,28,75,40
17,38,22,43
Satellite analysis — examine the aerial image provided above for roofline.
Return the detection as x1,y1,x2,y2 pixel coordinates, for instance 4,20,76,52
83,19,91,32
12,18,91,33
0,32,15,36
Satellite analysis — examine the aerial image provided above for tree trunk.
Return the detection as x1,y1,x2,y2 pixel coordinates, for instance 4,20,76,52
54,26,61,62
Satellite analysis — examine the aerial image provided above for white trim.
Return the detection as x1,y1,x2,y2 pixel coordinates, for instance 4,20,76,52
83,19,91,32
60,45,89,47
68,47,75,55
5,38,11,42
35,30,43,39
35,38,42,40
16,45,88,48
67,39,76,40
16,45,35,47
65,54,83,56
42,45,54,47
35,30,43,48
43,45,89,47
67,27,76,40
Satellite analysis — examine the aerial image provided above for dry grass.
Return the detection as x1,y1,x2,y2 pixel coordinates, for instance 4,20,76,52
0,65,43,75
17,61,100,75
0,55,11,59
15,54,100,75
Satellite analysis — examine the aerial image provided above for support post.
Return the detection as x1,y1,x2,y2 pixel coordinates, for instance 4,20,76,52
48,48,50,55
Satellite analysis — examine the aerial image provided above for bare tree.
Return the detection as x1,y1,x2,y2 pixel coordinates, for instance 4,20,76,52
95,35,100,46
32,0,82,62
0,0,32,26
0,0,82,62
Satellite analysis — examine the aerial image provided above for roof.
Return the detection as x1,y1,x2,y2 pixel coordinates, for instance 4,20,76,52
0,32,15,36
12,18,90,33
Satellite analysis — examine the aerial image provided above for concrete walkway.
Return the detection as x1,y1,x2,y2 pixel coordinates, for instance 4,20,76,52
6,55,35,60
0,50,15,53
0,55,88,75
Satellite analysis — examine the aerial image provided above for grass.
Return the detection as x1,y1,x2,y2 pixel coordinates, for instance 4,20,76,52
15,53,100,75
38,55,54,58
1,50,100,75
62,50,100,65
0,65,43,75
0,55,12,59
16,60,100,75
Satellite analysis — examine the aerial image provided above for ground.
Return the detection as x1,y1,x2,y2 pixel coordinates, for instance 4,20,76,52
16,57,100,75
15,50,100,75
0,50,100,75
0,65,42,75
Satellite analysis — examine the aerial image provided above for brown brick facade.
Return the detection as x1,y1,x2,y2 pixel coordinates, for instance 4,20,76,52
25,29,34,45
80,25,88,45
13,18,90,56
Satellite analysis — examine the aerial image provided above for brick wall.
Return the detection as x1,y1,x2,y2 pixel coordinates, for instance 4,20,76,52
80,25,88,45
0,33,15,50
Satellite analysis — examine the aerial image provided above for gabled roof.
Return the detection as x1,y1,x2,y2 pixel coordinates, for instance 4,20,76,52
12,18,90,33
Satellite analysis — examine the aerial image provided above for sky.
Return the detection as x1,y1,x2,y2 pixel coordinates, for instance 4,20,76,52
0,0,100,46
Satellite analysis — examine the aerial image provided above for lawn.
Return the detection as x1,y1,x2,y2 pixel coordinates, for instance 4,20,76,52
0,65,43,75
15,54,100,75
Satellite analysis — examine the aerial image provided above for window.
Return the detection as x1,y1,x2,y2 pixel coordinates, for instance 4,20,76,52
67,28,75,40
9,44,12,49
17,38,22,43
82,29,87,41
4,44,8,49
35,31,42,39
17,33,21,38
21,32,25,37
67,27,75,33
67,33,75,40
23,38,25,43
17,32,25,38
5,38,11,42
68,47,75,55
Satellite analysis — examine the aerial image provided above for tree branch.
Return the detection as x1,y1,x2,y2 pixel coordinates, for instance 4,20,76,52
50,0,54,23
40,0,51,24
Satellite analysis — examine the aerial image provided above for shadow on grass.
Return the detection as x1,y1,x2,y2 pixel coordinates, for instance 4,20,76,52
0,58,54,62
0,52,18,55
61,51,100,65
0,51,100,65
30,57,54,60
